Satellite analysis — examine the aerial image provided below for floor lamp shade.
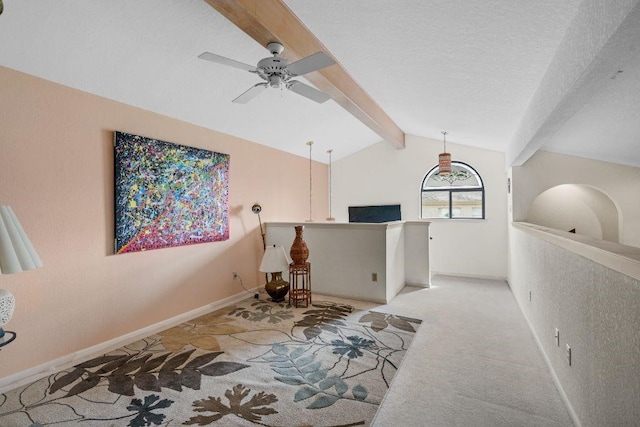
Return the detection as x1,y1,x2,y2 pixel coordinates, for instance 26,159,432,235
0,205,43,274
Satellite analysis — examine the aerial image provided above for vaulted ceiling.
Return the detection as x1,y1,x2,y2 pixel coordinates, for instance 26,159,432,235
1,0,639,167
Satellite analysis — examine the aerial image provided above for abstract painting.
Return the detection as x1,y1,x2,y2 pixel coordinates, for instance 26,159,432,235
114,131,229,254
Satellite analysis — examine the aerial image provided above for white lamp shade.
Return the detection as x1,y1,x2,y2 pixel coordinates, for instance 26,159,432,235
0,289,16,327
259,245,292,273
0,205,43,274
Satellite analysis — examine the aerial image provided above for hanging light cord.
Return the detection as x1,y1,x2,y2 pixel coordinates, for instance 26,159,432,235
327,149,333,218
307,141,313,221
442,131,448,152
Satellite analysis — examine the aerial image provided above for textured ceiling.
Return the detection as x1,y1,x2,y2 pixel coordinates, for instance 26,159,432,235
0,0,639,167
284,0,581,152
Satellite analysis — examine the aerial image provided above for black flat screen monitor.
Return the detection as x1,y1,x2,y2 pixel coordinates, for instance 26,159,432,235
348,204,401,223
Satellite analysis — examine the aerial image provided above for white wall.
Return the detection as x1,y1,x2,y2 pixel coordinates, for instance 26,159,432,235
332,134,508,279
385,223,405,302
404,222,431,287
527,184,619,242
512,150,640,247
509,224,640,426
508,149,640,425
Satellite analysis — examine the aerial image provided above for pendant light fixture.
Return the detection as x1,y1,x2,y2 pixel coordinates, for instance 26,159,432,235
438,131,451,175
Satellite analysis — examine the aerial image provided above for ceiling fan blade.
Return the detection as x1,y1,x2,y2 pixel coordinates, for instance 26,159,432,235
198,52,257,73
232,83,268,104
287,80,331,103
287,52,336,76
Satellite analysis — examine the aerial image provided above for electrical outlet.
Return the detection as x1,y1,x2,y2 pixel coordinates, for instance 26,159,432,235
566,344,572,366
554,328,560,346
372,273,378,282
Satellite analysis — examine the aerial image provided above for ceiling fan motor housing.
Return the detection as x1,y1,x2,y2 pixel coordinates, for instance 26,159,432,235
257,56,292,87
258,57,290,73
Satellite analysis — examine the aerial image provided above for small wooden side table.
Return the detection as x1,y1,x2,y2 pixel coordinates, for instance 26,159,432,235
289,262,311,307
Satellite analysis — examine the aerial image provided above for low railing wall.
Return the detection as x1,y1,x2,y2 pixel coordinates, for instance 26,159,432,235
266,221,430,303
509,222,640,426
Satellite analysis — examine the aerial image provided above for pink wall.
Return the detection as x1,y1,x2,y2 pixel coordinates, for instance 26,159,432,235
0,66,327,378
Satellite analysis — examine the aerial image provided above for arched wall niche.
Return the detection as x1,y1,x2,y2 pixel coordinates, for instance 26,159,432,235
527,184,619,242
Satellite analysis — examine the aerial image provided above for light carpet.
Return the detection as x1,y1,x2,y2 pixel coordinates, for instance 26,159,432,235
0,298,421,426
372,276,574,427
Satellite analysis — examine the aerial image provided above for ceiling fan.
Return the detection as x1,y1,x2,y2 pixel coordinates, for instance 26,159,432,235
198,42,336,104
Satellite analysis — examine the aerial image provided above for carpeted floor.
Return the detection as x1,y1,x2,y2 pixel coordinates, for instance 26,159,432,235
0,276,574,426
371,275,574,427
0,298,420,426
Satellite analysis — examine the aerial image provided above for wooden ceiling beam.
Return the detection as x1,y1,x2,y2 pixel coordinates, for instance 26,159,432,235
204,0,405,149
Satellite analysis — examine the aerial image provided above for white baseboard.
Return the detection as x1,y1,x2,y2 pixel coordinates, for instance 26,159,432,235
404,281,430,288
0,288,259,394
430,271,507,282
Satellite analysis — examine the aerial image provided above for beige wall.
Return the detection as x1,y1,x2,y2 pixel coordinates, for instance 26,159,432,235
0,66,327,378
332,135,508,279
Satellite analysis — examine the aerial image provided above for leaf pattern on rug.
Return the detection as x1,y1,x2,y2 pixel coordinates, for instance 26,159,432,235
0,300,420,427
126,394,174,427
228,300,294,323
267,343,369,409
330,336,376,359
184,384,278,425
158,311,247,352
295,301,354,339
49,349,249,397
357,311,421,333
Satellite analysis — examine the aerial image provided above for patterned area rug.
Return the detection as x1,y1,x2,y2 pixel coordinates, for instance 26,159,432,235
0,299,421,426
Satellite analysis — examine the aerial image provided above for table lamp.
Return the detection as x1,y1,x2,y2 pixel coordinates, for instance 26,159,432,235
259,245,291,302
0,205,43,347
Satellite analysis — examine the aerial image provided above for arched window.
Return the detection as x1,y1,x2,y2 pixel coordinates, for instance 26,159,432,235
421,161,484,219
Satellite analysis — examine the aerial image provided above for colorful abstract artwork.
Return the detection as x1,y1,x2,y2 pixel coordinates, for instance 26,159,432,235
114,131,229,254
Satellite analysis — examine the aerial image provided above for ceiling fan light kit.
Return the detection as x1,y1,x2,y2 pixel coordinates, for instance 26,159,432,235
199,42,336,104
